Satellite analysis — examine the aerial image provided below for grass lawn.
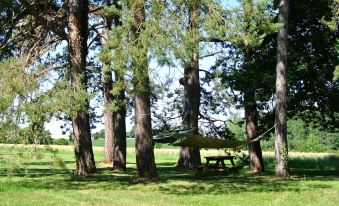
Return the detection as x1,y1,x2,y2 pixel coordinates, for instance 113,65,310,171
0,144,338,206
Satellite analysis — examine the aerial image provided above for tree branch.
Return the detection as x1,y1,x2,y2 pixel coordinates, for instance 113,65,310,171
200,37,226,43
200,51,223,59
19,0,68,41
199,112,228,123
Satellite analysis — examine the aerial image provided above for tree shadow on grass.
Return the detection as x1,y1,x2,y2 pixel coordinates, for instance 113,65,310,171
264,155,339,178
157,178,333,195
265,155,339,171
21,160,75,166
1,155,338,196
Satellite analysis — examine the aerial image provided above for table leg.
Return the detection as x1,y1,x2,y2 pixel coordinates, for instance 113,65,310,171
230,158,235,166
215,160,221,168
221,160,226,168
204,160,210,171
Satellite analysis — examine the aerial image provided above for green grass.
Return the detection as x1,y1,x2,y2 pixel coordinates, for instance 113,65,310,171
0,144,338,206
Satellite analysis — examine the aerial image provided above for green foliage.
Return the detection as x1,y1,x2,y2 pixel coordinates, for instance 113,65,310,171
53,138,69,145
0,126,52,145
334,65,339,81
93,130,104,139
92,129,134,140
287,0,339,129
320,0,339,32
0,57,38,118
0,145,70,178
227,116,339,152
209,0,278,136
261,119,339,152
101,0,228,101
0,149,28,178
226,116,247,140
227,0,280,50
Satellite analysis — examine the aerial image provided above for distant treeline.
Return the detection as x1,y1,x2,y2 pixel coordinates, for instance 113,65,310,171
228,118,339,153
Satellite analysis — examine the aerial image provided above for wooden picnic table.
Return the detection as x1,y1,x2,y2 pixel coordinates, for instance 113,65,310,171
203,155,236,172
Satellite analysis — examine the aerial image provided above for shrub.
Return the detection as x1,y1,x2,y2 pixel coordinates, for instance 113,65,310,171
53,138,69,145
93,130,104,139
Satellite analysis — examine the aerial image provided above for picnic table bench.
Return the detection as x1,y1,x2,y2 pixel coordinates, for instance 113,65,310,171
197,155,243,174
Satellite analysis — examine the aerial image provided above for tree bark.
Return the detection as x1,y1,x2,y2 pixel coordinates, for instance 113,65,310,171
102,31,114,163
100,0,126,170
242,0,264,173
132,1,156,178
111,0,126,172
244,94,264,172
177,2,201,168
103,69,114,164
68,0,96,175
177,61,201,168
113,93,126,171
102,0,114,164
275,0,289,177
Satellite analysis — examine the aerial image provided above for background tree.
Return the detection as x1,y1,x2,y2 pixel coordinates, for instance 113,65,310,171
275,0,289,177
68,0,96,175
286,0,339,130
0,0,68,145
156,0,228,168
210,0,279,172
101,0,115,163
131,1,157,177
334,66,339,81
110,1,127,172
176,0,202,168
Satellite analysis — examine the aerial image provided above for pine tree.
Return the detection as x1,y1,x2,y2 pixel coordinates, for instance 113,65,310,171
213,0,279,172
275,0,289,177
102,4,115,164
242,0,265,173
177,1,202,168
68,0,96,175
111,0,127,172
131,1,157,178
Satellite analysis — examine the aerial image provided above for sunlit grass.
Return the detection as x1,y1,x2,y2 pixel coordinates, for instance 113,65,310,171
0,144,338,206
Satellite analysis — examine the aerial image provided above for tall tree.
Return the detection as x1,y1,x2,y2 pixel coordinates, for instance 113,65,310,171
275,0,289,177
132,1,157,177
68,0,96,175
102,0,114,164
177,1,202,169
111,0,127,172
99,0,127,170
213,0,278,172
242,0,264,173
286,0,338,130
13,0,96,175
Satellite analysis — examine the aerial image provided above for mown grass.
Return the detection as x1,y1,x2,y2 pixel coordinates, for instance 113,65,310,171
0,144,338,206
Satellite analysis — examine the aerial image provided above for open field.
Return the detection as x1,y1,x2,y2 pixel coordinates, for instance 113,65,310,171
0,144,338,206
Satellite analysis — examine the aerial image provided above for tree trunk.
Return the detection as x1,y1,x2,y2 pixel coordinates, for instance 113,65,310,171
113,71,127,172
132,1,156,178
177,61,201,168
242,0,264,173
102,0,114,164
244,94,264,172
275,0,289,177
177,3,201,168
68,0,95,176
111,0,126,172
103,46,114,163
100,0,126,170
